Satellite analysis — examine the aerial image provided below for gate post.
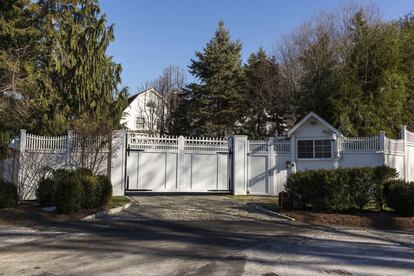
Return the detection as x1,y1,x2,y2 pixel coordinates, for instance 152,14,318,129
268,137,276,195
232,135,248,195
111,130,127,196
66,130,73,169
15,129,27,187
177,136,185,191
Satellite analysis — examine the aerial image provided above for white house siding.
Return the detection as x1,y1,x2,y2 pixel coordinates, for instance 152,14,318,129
120,88,162,133
291,119,333,138
340,152,384,168
290,115,337,172
296,160,334,171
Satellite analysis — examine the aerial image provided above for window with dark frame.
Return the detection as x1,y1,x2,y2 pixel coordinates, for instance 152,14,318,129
297,140,314,159
315,139,331,158
297,139,331,159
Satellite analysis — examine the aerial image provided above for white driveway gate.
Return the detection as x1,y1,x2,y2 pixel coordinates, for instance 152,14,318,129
126,134,231,192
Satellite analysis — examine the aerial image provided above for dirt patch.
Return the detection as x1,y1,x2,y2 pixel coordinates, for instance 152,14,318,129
0,202,99,227
284,210,414,231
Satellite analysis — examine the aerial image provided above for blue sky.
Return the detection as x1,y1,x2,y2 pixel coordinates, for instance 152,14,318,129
99,0,414,93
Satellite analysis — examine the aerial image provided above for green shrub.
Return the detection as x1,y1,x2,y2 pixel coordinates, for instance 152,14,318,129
35,168,113,213
94,175,112,208
285,167,385,212
384,179,414,216
0,179,18,208
75,168,93,176
55,176,84,213
80,175,100,209
36,178,57,206
373,166,398,210
53,168,75,180
347,168,373,209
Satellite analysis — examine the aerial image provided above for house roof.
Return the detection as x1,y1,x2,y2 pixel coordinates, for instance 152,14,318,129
287,112,342,137
126,87,162,105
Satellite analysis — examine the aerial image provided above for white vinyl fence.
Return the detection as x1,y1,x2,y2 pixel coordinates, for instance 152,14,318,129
4,130,114,200
4,126,414,199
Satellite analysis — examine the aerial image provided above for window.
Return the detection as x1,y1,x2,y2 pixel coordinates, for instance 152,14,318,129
315,139,331,158
136,117,145,129
297,140,314,159
297,139,331,159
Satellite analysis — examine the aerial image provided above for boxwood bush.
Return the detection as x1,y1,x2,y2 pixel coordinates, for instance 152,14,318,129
284,166,397,212
384,180,414,216
0,179,18,208
55,176,84,213
36,168,112,213
36,177,57,206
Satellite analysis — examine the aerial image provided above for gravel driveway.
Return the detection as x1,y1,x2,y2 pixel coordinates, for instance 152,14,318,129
1,195,414,275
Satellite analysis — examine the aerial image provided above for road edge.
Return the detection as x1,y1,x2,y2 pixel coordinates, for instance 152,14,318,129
82,201,133,221
251,203,295,221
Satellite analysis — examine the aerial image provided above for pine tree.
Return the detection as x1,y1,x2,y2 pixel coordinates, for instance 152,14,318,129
243,48,292,138
31,0,127,135
333,10,407,137
400,12,414,131
0,0,40,156
297,31,338,121
185,21,244,137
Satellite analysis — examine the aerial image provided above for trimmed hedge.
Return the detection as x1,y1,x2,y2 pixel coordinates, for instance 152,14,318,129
384,180,414,216
36,178,57,206
373,166,399,210
0,179,18,208
55,176,84,213
285,166,397,212
36,168,112,213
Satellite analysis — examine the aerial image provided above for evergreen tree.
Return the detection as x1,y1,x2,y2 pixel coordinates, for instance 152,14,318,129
185,21,244,137
0,0,40,156
242,48,292,138
333,10,407,137
297,31,338,121
399,12,414,131
31,0,127,135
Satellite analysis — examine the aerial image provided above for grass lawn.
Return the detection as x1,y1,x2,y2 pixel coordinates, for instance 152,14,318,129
111,196,130,208
228,195,280,211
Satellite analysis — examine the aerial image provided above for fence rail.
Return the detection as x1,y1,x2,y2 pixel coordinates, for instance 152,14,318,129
128,134,179,150
248,138,291,154
72,135,110,151
274,137,291,153
25,134,67,152
128,134,229,152
339,136,380,152
184,137,229,152
249,140,268,153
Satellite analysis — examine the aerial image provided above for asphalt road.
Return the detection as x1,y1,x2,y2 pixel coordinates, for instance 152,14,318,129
1,195,414,275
